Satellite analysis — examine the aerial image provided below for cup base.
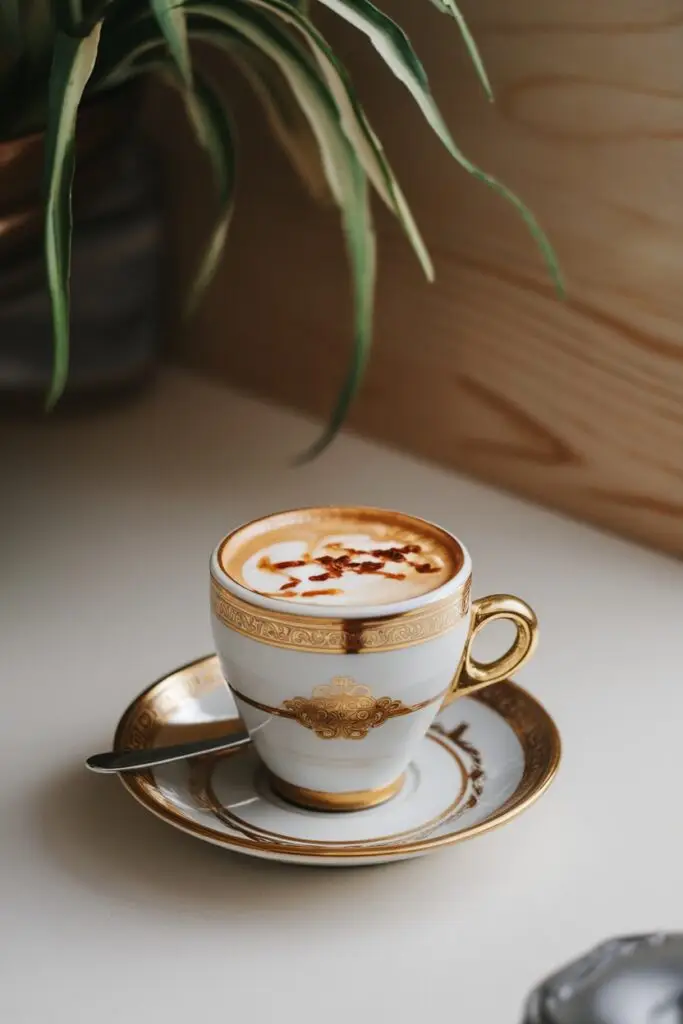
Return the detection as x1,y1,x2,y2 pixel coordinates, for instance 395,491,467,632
268,771,406,812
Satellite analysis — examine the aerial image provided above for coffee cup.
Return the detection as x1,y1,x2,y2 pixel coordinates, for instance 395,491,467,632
210,506,538,812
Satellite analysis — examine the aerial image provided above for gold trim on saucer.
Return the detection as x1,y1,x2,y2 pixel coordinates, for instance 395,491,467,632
113,655,561,861
268,772,406,811
210,576,471,655
189,735,471,847
230,677,445,739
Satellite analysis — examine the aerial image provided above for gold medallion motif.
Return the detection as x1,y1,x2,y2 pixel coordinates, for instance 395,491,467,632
114,655,561,861
229,679,445,737
283,677,406,740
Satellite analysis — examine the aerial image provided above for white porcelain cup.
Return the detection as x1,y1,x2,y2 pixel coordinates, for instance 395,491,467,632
210,507,538,811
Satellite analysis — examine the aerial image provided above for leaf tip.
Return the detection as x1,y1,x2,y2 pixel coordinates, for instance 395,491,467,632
184,288,201,321
291,434,333,466
45,379,64,413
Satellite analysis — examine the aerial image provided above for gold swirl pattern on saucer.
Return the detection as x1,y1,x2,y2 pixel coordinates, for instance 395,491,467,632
210,575,471,654
229,676,445,740
113,655,561,863
190,734,471,841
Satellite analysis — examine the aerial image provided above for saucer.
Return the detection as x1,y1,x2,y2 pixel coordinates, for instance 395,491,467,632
114,655,561,866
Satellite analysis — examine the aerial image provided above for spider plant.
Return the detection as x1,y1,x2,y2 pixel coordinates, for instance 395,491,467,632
0,0,562,455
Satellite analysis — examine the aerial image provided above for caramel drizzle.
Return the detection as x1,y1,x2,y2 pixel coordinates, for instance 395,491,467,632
256,543,441,599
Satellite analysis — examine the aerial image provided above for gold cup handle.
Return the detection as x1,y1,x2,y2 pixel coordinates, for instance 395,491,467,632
452,594,539,700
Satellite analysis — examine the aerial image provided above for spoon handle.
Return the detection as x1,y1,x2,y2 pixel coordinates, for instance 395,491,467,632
86,728,251,774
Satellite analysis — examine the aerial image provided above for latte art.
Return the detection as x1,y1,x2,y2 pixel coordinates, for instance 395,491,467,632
242,534,448,605
218,509,462,607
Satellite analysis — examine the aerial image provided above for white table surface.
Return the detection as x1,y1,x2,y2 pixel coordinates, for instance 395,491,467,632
3,369,683,1022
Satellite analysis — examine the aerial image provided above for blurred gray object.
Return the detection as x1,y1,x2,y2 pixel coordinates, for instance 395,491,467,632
523,935,683,1023
0,141,163,398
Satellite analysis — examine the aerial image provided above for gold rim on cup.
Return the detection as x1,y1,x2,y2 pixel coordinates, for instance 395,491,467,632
210,576,472,654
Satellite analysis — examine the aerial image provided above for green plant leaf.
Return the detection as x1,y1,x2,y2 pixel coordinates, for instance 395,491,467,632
93,34,228,305
316,0,564,295
426,0,492,101
95,3,376,450
229,0,433,282
54,0,111,36
227,39,331,202
0,1,23,101
44,23,102,408
0,1,22,50
0,0,55,139
95,0,430,281
172,71,238,312
149,0,193,85
184,3,376,457
54,1,87,34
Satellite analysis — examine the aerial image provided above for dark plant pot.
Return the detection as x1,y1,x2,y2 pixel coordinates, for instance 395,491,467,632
0,85,163,407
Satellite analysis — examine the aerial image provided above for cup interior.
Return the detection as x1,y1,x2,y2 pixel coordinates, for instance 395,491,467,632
212,506,471,619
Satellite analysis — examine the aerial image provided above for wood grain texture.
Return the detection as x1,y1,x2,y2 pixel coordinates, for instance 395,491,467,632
146,0,683,555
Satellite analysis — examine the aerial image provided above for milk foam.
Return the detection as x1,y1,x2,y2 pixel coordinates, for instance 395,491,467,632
241,532,449,606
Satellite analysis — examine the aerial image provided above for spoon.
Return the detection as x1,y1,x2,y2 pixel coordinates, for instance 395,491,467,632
85,727,251,774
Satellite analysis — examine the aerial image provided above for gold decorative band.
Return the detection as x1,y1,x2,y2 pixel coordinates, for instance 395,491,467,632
268,771,406,812
210,575,471,654
230,677,446,739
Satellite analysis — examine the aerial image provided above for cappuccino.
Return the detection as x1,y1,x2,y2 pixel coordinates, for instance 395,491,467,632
217,507,463,607
211,505,538,812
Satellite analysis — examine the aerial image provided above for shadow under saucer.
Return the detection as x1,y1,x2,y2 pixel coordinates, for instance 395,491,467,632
33,758,413,914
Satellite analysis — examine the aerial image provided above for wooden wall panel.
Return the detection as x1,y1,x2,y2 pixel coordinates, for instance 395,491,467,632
146,0,683,555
